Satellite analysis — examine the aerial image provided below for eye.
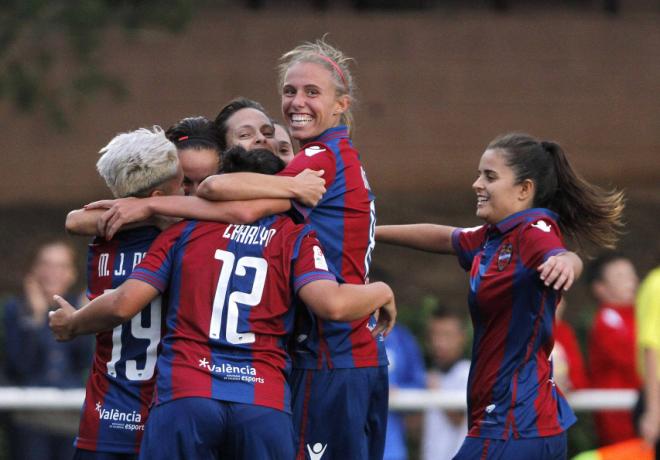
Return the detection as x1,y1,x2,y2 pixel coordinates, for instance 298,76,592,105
263,127,275,138
306,88,319,97
283,86,295,96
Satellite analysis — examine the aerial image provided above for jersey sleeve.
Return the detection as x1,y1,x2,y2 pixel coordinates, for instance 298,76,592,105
290,228,337,293
129,223,186,293
277,142,337,221
451,225,488,271
518,218,566,268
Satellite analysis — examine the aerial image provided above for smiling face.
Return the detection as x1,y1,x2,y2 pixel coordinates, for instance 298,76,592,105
472,148,534,224
178,147,220,195
281,61,348,143
224,108,276,152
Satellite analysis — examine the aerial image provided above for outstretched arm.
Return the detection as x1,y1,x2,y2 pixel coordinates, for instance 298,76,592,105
376,224,457,254
86,196,291,240
49,279,157,340
299,280,396,336
197,169,325,207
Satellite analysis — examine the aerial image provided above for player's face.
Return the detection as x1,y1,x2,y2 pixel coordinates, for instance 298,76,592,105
225,108,276,153
427,317,465,369
472,148,529,224
178,147,220,196
273,124,295,164
158,163,185,197
281,61,348,143
596,258,639,304
32,243,77,298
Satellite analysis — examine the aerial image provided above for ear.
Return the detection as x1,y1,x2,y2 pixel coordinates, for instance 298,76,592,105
518,179,535,204
149,189,165,197
333,94,350,116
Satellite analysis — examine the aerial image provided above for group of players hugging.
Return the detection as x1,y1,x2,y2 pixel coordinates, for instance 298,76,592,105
48,37,625,460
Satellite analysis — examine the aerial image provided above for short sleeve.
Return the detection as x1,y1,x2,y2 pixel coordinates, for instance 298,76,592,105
129,222,186,292
277,143,337,221
451,225,488,271
518,218,566,268
291,230,336,293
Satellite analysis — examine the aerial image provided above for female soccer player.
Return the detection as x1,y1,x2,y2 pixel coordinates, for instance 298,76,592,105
376,133,625,459
197,37,385,460
165,116,221,196
273,121,295,164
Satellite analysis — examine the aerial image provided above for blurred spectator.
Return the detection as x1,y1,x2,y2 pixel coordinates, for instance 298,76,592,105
421,306,470,460
384,323,426,460
636,264,660,458
2,240,92,460
552,298,589,392
587,252,641,446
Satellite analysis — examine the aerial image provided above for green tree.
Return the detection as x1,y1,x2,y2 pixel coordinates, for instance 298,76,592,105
0,0,194,129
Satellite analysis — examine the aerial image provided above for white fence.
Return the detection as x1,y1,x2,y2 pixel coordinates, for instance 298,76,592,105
0,387,638,411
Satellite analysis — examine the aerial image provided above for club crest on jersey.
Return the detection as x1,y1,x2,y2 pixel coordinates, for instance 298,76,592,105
305,145,326,157
497,243,513,271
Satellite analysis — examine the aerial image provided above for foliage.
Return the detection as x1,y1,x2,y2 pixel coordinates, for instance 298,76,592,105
0,0,194,129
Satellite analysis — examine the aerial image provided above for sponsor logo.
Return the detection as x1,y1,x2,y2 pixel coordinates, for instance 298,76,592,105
305,146,326,157
313,246,329,271
485,404,496,414
198,357,264,384
531,220,552,233
95,402,144,431
296,334,308,343
497,242,513,271
307,443,328,459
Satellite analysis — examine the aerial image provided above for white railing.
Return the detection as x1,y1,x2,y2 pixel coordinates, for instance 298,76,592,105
0,387,637,411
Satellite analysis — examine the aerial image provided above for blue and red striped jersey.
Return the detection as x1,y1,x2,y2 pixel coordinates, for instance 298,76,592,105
76,226,162,453
278,125,386,369
129,215,335,413
451,208,577,439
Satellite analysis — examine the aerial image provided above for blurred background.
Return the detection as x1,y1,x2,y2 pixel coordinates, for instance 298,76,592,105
0,0,658,459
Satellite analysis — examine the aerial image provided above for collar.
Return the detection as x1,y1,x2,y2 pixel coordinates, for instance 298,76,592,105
313,125,349,144
492,208,559,234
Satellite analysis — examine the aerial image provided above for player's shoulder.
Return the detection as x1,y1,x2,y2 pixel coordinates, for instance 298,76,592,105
518,209,560,237
300,141,334,158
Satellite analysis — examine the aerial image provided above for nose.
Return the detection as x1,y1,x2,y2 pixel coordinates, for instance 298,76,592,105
254,131,267,145
472,176,483,191
291,90,305,109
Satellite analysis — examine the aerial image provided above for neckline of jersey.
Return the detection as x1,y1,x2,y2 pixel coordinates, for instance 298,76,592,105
491,207,558,234
312,125,348,144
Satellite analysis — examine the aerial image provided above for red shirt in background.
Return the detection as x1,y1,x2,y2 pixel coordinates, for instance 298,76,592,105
588,303,641,446
554,319,589,391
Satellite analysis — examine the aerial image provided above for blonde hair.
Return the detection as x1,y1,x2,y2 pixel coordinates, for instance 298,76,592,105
278,36,357,136
97,126,179,198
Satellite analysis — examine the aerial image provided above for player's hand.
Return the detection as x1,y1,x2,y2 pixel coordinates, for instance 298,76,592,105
538,253,576,291
293,169,326,207
373,295,396,338
640,409,660,447
48,295,77,341
87,197,153,240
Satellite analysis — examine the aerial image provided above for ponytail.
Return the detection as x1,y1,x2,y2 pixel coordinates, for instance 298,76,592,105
489,133,625,250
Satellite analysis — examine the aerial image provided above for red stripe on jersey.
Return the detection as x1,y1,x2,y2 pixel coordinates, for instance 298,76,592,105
76,360,111,450
88,240,117,299
479,439,491,460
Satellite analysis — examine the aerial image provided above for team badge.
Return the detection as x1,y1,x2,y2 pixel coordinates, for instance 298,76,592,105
305,145,326,157
497,243,513,271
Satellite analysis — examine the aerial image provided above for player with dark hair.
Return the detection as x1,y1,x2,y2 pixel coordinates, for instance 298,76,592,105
377,132,625,459
213,97,275,153
221,146,286,175
166,116,221,196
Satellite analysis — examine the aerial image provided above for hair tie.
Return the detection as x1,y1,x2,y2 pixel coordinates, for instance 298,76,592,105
316,54,348,88
178,136,189,142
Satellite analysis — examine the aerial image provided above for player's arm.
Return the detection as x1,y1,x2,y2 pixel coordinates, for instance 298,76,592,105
376,224,457,254
48,279,157,341
640,347,660,446
298,280,396,336
537,251,583,291
197,169,325,207
86,196,291,240
66,207,160,237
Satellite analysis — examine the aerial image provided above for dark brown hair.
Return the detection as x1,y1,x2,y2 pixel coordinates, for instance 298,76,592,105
488,133,625,250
